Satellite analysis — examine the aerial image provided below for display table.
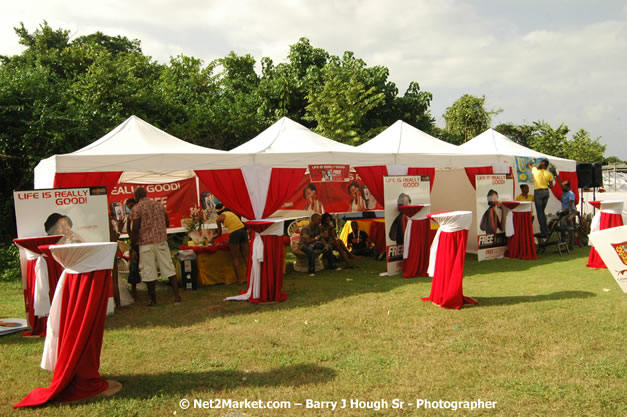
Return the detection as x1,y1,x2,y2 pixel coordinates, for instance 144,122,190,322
399,204,431,278
587,200,624,268
14,242,121,408
422,211,477,309
339,218,386,254
13,235,63,337
502,201,537,260
226,219,288,304
178,240,246,286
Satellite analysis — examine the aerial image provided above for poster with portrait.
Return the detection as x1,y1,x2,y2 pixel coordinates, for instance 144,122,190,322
277,170,382,215
589,225,627,293
383,175,430,275
476,174,514,261
14,187,110,241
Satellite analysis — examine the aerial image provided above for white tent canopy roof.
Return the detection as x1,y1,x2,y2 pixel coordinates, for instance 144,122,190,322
34,115,251,188
357,120,460,154
459,128,576,171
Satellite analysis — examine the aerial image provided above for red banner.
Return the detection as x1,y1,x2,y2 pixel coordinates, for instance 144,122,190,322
280,172,383,214
108,178,198,229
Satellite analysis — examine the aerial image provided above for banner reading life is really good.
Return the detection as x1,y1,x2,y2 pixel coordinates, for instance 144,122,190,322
383,175,430,275
108,178,199,229
14,187,110,241
476,174,513,261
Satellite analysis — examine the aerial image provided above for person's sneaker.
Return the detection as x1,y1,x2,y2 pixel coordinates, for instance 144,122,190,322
335,267,342,271
308,272,315,277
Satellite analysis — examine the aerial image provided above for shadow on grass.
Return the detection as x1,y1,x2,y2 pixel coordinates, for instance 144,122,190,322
106,363,336,399
473,290,596,306
105,257,416,330
0,333,45,346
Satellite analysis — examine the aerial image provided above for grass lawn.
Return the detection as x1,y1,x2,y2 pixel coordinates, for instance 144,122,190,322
0,246,625,416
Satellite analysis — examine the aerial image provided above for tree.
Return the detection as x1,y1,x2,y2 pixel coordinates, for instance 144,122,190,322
443,94,502,144
561,129,606,163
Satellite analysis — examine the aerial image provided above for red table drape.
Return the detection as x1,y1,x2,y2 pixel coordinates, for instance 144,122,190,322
13,236,64,337
422,211,476,309
225,220,288,303
14,242,117,408
502,201,537,260
587,201,624,268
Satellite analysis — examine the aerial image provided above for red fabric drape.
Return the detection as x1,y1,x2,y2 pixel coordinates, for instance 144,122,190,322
195,169,255,219
250,235,288,304
402,218,430,278
407,168,436,192
587,212,624,268
505,212,537,260
39,244,65,298
421,230,477,309
354,166,388,206
464,167,494,189
551,171,580,205
262,168,306,218
53,172,122,190
14,269,111,408
23,258,47,337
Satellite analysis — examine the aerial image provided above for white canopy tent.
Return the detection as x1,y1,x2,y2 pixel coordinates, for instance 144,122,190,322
34,115,250,188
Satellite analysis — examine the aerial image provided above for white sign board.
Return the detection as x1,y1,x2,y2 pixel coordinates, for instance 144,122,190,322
589,225,627,293
383,175,430,275
476,174,513,261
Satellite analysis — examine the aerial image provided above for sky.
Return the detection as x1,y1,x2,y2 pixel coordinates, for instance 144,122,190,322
2,1,625,158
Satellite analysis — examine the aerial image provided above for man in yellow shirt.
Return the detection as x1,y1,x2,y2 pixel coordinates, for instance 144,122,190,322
527,158,554,236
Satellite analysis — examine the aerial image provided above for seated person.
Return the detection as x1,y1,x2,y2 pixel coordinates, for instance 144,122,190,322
515,184,534,202
346,221,376,257
321,213,354,268
297,213,337,275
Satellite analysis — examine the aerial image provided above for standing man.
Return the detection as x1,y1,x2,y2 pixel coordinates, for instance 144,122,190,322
129,186,181,306
528,158,554,236
556,177,576,250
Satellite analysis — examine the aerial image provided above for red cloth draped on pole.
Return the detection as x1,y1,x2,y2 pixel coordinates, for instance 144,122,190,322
551,171,580,205
14,242,117,408
355,166,436,206
195,169,255,218
53,171,122,190
399,205,430,278
587,200,624,268
13,236,64,337
464,167,494,189
502,201,537,260
407,168,436,192
422,211,476,309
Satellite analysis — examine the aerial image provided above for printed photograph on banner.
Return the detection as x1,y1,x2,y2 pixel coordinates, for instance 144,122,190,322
109,178,200,230
589,226,627,293
308,164,350,182
383,175,430,275
515,156,533,184
14,187,109,241
476,174,513,261
277,170,382,216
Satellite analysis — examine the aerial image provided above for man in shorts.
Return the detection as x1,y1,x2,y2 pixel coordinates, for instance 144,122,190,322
129,186,181,306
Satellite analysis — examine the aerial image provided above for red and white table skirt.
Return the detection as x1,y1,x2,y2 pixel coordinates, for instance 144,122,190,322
587,200,624,268
14,242,117,408
502,201,537,260
399,204,431,278
422,211,477,309
226,219,288,304
13,236,63,337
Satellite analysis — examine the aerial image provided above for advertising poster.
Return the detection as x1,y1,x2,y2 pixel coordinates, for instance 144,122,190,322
515,156,533,184
14,187,110,241
308,164,351,182
279,170,382,214
589,226,627,293
383,175,430,275
108,178,200,230
476,174,514,261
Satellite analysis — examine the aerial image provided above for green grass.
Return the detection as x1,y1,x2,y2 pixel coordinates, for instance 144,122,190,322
1,246,625,416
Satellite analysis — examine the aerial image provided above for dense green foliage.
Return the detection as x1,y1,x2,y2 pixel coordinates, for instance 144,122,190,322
0,22,609,245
